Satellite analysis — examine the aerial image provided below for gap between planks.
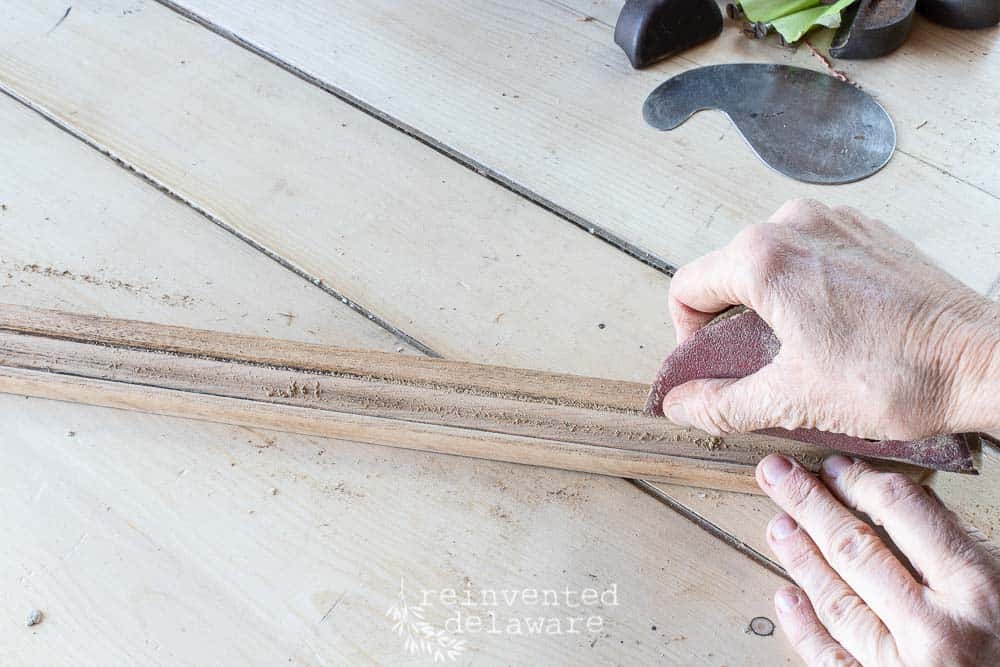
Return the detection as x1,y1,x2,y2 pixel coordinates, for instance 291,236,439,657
153,0,676,276
0,0,810,565
0,83,439,357
631,479,790,579
0,7,790,562
0,71,779,572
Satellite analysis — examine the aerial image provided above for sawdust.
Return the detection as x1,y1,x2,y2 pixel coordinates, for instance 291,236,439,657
254,369,642,416
545,486,588,507
264,379,323,399
254,374,640,426
253,376,683,448
22,318,810,479
6,261,196,307
328,481,365,498
489,504,513,522
15,311,641,415
694,436,726,451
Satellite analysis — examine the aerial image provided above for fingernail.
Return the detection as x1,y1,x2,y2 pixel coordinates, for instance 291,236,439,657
760,455,793,485
769,514,798,540
822,455,854,479
665,403,690,427
775,588,800,614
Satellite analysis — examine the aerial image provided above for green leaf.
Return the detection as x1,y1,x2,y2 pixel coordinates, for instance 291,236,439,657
739,0,822,23
768,0,857,42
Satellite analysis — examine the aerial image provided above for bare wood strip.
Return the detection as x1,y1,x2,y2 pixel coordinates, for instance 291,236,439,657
0,367,765,494
0,303,645,411
0,305,924,493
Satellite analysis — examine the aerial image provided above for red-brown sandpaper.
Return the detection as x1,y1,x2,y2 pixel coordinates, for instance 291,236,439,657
645,310,977,473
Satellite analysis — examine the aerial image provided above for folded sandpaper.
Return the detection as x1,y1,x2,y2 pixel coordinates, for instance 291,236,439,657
645,310,978,472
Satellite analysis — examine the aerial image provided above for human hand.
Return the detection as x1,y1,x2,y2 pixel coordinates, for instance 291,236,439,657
758,453,1000,666
663,199,1000,440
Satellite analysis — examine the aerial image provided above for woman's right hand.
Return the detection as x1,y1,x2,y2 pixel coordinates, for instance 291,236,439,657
661,198,1000,441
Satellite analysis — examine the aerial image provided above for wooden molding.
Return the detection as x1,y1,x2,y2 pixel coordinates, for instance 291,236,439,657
0,304,925,494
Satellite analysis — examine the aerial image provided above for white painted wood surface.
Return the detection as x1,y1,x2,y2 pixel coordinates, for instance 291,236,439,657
0,96,411,353
0,79,791,667
1,0,996,663
0,0,794,553
0,395,793,665
144,0,1000,549
0,0,678,376
162,0,1000,292
0,3,794,664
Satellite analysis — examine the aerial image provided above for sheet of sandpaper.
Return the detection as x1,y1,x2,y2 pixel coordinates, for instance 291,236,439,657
645,310,977,472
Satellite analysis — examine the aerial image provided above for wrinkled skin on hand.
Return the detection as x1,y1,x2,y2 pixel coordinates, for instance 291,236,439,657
758,454,1000,667
663,199,1000,440
664,199,1000,665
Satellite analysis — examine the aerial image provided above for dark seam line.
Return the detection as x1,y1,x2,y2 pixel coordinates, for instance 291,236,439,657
10,3,808,566
153,0,677,277
151,0,1000,574
631,479,792,580
0,84,439,358
895,149,1000,203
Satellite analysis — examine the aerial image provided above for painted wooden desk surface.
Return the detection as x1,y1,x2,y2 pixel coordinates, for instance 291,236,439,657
0,1,997,664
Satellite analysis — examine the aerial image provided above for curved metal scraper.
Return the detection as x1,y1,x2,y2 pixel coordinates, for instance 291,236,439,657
643,64,896,184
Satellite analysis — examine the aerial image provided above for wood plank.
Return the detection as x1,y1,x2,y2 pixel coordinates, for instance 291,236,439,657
0,0,676,377
0,64,794,664
0,0,791,556
0,3,805,661
6,0,992,567
0,395,794,665
933,442,1000,540
0,9,990,662
158,0,1000,290
149,0,1000,557
0,95,411,353
0,305,928,495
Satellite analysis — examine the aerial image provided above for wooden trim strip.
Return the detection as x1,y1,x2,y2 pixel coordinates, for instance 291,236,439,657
0,305,925,494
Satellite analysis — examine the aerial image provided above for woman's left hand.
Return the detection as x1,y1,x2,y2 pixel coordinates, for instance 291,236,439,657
757,453,1000,666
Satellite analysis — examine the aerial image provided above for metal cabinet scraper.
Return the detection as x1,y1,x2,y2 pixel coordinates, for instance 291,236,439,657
643,64,896,184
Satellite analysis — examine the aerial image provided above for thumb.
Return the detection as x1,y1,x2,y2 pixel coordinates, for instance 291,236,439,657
661,366,799,436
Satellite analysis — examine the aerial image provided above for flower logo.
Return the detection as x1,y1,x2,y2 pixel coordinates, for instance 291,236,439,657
386,579,467,663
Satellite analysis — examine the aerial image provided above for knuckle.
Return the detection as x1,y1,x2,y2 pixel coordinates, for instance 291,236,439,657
734,222,771,255
868,472,922,512
782,539,819,574
942,529,990,574
690,383,736,435
814,586,868,630
827,521,881,566
750,255,787,297
830,205,866,227
744,227,784,269
813,644,858,667
774,197,825,224
670,263,691,289
830,204,858,216
831,205,883,234
784,471,824,513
